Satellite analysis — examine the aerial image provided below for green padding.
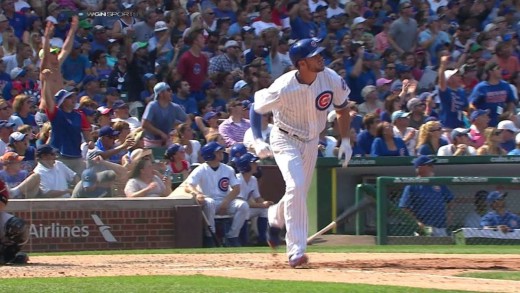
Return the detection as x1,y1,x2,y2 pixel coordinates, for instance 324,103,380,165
347,155,520,167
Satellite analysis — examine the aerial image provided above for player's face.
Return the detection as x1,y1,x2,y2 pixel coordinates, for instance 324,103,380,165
303,54,325,72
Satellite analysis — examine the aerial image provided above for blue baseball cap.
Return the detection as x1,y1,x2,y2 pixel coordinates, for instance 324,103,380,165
363,52,377,61
99,126,120,137
106,87,119,96
165,143,185,158
36,144,57,157
486,191,507,205
470,109,489,121
80,107,96,116
203,111,220,122
54,89,75,107
112,100,128,110
82,75,98,85
0,120,15,129
413,155,436,168
390,81,403,92
81,168,97,188
144,73,156,81
391,110,410,122
153,82,170,99
396,64,412,73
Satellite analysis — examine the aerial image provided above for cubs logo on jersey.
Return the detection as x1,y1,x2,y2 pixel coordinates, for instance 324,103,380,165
218,177,230,192
315,91,333,111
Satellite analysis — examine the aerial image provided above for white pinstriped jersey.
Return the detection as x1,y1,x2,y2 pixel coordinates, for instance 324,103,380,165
185,163,239,201
236,173,260,201
254,67,350,141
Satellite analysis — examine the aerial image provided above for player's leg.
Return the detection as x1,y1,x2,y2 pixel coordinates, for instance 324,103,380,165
271,136,318,261
225,199,249,246
202,197,217,234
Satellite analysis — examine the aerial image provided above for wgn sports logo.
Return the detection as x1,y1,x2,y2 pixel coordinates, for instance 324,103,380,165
30,214,117,243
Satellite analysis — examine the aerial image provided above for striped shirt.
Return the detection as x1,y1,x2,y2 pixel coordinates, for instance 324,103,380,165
254,67,349,141
208,54,242,75
218,117,251,147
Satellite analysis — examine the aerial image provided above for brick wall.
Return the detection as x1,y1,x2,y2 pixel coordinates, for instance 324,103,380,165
6,197,198,252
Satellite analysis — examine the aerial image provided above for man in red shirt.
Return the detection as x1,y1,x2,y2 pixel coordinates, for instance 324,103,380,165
176,28,209,102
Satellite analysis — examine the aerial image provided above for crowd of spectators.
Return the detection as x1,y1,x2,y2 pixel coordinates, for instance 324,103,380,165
0,0,518,245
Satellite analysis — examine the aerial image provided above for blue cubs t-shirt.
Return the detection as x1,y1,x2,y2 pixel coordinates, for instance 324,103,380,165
438,87,468,129
469,81,516,127
399,184,454,228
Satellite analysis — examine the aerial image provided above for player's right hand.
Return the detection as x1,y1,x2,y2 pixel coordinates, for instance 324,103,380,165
338,138,352,167
254,139,273,159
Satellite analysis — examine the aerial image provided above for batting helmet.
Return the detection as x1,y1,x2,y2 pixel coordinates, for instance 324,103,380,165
235,152,260,173
289,38,325,66
230,143,247,163
201,141,225,161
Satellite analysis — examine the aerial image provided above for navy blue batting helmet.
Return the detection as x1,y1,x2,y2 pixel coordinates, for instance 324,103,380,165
230,143,247,163
289,38,325,66
201,141,225,161
236,152,259,173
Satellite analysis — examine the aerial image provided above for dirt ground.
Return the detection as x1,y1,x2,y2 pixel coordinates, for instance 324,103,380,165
4,252,520,292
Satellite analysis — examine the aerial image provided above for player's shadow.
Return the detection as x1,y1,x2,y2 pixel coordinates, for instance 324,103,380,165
12,262,78,267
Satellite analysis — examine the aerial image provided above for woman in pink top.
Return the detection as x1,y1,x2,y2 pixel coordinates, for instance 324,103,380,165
469,110,490,148
374,17,392,54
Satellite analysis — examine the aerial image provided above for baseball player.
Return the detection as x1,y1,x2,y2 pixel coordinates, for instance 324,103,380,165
184,142,248,247
229,143,263,178
0,180,29,264
235,152,274,246
249,38,353,267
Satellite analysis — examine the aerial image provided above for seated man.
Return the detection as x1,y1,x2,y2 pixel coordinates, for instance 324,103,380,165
481,191,520,232
399,156,454,237
91,126,134,164
71,168,116,198
235,152,273,246
437,128,476,156
33,144,78,198
184,142,248,247
0,180,29,264
86,150,129,197
0,152,39,199
7,131,36,172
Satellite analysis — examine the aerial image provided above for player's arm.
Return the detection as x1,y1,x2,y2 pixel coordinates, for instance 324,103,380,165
217,184,240,215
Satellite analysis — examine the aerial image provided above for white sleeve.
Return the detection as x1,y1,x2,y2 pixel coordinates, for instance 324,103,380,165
185,165,203,186
254,77,284,114
250,177,261,199
330,69,350,109
228,167,240,188
437,145,451,156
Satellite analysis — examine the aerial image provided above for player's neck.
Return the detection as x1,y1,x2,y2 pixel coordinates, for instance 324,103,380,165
243,173,252,181
296,71,317,85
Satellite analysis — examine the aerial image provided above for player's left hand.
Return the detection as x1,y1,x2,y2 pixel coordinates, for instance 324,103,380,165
337,138,352,167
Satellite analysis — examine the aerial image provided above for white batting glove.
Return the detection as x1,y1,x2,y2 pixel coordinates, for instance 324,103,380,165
254,139,273,159
337,138,352,167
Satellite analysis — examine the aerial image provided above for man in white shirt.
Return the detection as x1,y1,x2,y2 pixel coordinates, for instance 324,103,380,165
0,120,15,154
2,43,32,74
437,128,476,156
392,110,417,156
33,144,78,198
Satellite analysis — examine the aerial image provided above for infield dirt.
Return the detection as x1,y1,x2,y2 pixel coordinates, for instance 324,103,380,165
5,253,520,292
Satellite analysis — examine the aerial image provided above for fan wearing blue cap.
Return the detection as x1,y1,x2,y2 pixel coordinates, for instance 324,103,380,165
480,191,520,232
437,127,476,156
398,155,454,237
437,54,467,130
90,126,132,164
71,168,116,198
141,82,188,147
164,143,189,179
235,152,274,245
184,141,248,247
